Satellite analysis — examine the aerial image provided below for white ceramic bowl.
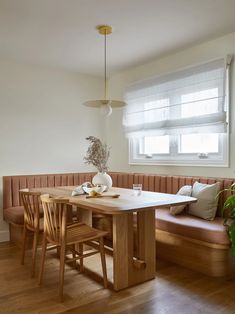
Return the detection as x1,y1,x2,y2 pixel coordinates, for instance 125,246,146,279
82,185,107,194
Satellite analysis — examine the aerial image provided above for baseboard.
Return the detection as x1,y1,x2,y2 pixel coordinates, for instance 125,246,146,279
0,230,10,242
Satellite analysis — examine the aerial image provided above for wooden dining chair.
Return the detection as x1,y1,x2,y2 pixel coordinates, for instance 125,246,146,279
38,195,108,302
20,190,43,277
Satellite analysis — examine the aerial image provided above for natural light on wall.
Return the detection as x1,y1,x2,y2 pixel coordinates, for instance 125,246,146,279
123,56,233,166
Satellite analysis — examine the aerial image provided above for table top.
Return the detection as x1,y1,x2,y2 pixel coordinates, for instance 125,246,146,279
29,186,197,215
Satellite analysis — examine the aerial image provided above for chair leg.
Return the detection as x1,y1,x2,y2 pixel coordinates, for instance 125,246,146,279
38,234,47,285
56,246,60,258
59,243,66,302
21,224,27,265
72,244,76,268
31,230,39,277
99,237,108,288
79,243,84,273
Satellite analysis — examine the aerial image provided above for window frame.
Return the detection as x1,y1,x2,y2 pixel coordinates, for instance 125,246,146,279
128,132,229,167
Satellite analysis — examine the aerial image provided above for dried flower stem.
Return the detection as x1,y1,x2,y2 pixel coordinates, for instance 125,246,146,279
84,136,110,173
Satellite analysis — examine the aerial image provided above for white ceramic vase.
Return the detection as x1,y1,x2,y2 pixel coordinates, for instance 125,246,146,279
92,172,112,191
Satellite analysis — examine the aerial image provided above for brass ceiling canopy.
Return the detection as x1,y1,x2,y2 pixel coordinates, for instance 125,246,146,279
83,25,126,116
96,25,112,35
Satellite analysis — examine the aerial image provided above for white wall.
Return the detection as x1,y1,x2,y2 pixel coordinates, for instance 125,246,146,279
0,60,104,241
107,32,235,178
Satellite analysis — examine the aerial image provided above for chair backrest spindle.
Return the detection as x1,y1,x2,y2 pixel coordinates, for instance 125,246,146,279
20,190,41,229
41,196,69,245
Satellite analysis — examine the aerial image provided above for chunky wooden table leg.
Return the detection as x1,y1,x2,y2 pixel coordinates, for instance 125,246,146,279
133,209,156,283
113,213,133,291
112,209,155,291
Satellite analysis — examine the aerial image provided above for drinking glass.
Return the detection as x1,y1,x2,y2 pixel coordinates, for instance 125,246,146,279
133,183,142,196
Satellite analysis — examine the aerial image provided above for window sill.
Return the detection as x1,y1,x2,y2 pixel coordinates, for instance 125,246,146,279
129,160,229,167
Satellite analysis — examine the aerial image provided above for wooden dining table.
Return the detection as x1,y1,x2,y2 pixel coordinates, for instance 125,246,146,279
30,186,196,291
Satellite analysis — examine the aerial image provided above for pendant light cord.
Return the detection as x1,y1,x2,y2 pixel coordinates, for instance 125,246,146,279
104,30,107,100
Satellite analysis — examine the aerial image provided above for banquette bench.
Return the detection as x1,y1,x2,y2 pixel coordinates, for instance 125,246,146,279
2,172,234,277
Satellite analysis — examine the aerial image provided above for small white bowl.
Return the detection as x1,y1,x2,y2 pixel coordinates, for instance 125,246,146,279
82,185,107,194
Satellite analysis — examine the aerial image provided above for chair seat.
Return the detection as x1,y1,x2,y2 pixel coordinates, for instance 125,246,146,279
66,222,108,245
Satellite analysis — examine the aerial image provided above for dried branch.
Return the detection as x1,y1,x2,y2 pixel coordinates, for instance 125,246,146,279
84,136,110,173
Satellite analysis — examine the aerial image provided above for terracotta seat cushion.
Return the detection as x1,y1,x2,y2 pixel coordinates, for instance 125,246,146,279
155,208,230,245
3,206,44,226
4,206,24,225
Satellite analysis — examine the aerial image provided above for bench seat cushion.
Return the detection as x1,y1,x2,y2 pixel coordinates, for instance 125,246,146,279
4,206,24,225
155,208,230,245
4,206,44,226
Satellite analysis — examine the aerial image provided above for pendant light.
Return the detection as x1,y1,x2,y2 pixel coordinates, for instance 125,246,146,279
83,25,126,116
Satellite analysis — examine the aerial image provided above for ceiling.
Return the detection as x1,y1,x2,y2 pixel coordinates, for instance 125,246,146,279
1,0,235,77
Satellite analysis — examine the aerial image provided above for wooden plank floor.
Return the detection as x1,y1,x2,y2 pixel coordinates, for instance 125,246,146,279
0,242,235,314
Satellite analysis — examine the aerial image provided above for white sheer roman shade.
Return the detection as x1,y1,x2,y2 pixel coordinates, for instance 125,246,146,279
123,58,231,137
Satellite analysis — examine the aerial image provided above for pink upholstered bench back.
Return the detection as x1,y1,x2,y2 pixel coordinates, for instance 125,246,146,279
109,172,235,216
3,171,235,217
3,172,95,209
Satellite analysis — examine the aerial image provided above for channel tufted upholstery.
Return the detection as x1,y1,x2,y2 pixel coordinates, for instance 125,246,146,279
4,172,234,213
3,172,96,210
108,172,235,217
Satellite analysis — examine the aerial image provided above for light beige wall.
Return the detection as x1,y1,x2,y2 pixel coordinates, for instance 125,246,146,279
107,32,235,178
0,60,104,240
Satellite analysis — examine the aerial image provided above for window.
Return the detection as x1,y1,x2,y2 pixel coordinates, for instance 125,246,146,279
179,134,219,154
140,135,170,154
124,57,232,166
181,88,219,118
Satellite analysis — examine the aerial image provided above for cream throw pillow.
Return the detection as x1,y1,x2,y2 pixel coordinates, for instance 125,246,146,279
188,181,221,220
170,185,192,215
